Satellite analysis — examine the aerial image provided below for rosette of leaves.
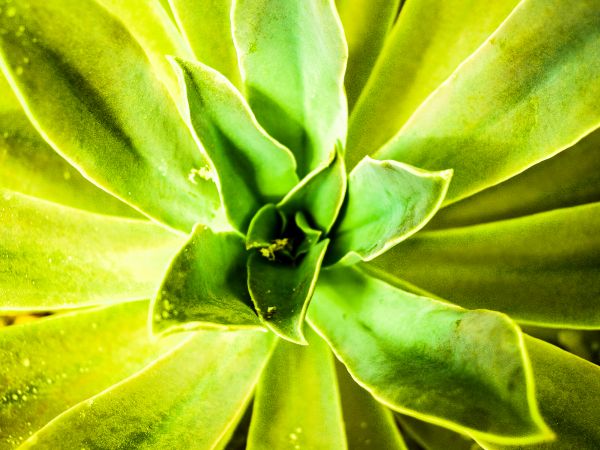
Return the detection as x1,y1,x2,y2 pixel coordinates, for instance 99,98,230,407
0,0,599,448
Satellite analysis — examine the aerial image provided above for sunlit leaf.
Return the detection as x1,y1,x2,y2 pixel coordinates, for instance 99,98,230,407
233,0,347,175
398,414,481,450
247,329,346,450
309,267,551,445
0,189,183,311
368,202,600,328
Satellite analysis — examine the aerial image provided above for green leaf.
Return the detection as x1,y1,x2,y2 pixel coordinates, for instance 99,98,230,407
0,0,222,232
152,225,262,335
347,0,520,167
375,0,600,204
309,267,551,445
368,202,600,328
278,147,347,234
0,76,138,218
327,158,451,264
479,337,600,450
168,0,242,88
172,57,298,232
0,301,186,448
246,204,285,250
397,414,481,450
428,127,600,229
21,330,274,450
248,240,329,345
336,361,407,450
233,0,348,176
0,189,183,311
335,0,401,110
247,328,346,450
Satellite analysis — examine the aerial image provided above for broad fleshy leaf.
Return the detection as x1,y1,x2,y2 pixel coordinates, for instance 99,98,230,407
336,361,407,450
375,0,600,204
0,0,222,232
347,0,520,166
0,301,186,448
368,202,600,328
278,148,347,234
429,127,600,229
152,225,262,335
172,57,298,232
479,337,600,450
233,0,348,176
247,329,346,450
309,268,551,445
21,330,274,449
398,414,481,450
0,189,183,311
248,240,329,344
168,0,242,88
328,158,451,264
335,0,401,110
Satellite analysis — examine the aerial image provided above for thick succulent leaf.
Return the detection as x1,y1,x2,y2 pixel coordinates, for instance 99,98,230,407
368,202,600,328
335,0,401,110
327,158,451,264
248,240,329,344
375,0,600,204
21,330,274,449
0,0,221,232
233,0,348,176
152,225,262,335
0,76,138,217
398,414,481,450
336,361,407,450
429,127,600,229
172,57,298,232
347,0,520,167
169,0,242,88
0,189,183,311
278,148,347,234
479,337,600,450
246,204,285,250
309,268,551,445
247,329,346,450
0,301,186,449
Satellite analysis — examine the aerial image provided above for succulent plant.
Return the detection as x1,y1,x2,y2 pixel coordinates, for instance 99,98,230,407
0,0,599,448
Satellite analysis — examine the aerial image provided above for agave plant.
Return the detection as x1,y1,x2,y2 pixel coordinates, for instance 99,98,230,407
0,0,599,448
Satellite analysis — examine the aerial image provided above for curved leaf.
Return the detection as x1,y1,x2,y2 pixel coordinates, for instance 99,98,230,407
398,414,481,450
152,225,262,336
233,0,348,176
428,127,600,229
172,57,298,232
346,0,520,167
0,0,222,232
368,202,600,328
327,158,451,264
375,0,600,204
21,330,274,450
309,268,551,445
169,0,242,88
335,0,401,110
0,189,183,311
247,329,346,450
0,301,185,449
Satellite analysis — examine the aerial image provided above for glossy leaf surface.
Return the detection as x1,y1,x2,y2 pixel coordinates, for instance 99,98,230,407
0,190,183,311
328,158,451,263
0,301,185,448
152,226,262,336
376,0,600,204
233,0,347,175
0,0,221,232
247,329,346,450
173,58,298,232
309,268,550,445
347,0,520,166
248,240,329,344
369,203,600,328
22,330,274,449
